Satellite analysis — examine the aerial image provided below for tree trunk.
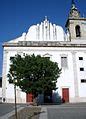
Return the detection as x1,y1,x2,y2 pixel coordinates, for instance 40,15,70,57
33,97,38,106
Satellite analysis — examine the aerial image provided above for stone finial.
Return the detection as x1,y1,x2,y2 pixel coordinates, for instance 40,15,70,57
45,16,48,21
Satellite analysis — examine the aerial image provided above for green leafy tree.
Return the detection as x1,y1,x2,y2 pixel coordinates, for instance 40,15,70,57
8,54,61,98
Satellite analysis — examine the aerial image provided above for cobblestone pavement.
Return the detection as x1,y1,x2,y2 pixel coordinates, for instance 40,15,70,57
47,103,86,119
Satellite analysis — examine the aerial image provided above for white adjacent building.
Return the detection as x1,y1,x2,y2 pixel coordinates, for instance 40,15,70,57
2,2,86,103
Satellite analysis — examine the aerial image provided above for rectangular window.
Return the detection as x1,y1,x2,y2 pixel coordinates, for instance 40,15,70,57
80,67,84,71
10,57,14,60
81,79,86,83
61,57,68,68
79,57,83,60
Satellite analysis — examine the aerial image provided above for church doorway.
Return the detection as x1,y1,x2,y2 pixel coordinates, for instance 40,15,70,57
62,88,69,103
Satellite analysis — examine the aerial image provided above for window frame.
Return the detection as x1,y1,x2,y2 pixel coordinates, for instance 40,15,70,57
61,56,68,68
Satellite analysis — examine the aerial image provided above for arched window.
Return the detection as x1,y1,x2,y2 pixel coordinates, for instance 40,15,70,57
75,25,81,37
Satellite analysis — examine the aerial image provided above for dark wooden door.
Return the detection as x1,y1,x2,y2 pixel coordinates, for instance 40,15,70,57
62,88,69,103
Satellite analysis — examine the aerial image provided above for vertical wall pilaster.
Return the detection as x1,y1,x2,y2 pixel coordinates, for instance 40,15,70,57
2,49,8,102
72,51,79,98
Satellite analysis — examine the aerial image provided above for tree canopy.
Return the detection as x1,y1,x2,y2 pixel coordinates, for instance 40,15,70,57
8,54,61,97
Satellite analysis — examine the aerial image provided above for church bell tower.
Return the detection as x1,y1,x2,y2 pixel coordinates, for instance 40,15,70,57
65,0,86,40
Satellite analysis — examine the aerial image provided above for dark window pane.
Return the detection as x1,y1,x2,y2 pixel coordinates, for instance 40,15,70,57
81,79,86,83
75,25,81,37
79,57,83,60
80,68,84,71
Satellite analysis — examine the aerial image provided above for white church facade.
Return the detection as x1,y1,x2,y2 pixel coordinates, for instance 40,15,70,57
2,1,86,103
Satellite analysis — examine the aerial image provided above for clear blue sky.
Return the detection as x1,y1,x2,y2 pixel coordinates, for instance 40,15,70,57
0,0,86,76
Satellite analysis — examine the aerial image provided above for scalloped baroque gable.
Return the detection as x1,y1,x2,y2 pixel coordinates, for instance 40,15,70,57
8,17,67,43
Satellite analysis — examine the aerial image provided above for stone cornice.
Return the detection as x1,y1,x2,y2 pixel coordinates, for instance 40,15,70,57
65,18,86,27
3,41,86,48
69,18,86,20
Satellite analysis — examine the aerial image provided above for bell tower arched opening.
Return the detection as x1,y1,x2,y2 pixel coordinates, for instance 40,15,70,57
75,25,81,37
